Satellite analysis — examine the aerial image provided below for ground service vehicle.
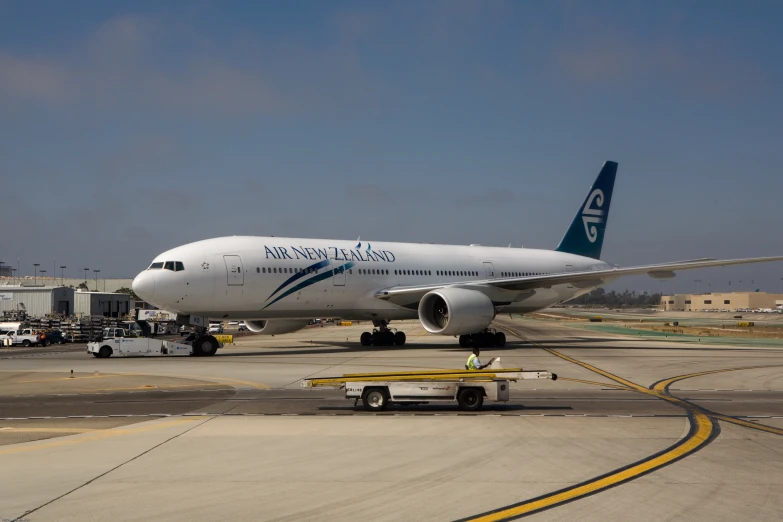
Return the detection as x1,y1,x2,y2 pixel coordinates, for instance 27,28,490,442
87,328,221,358
302,361,556,411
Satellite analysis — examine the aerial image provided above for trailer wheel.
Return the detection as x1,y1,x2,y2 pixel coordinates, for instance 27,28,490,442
99,346,112,358
22,340,31,347
362,388,389,411
457,388,484,411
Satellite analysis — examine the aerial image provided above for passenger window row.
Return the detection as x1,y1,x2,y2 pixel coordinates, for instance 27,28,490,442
258,266,318,275
501,271,548,277
148,261,185,271
394,269,431,276
359,269,390,275
436,270,477,277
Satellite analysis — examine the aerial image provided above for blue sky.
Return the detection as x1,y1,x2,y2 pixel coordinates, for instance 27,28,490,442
1,0,782,293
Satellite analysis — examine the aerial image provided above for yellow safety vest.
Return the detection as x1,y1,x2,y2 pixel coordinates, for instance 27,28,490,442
466,354,479,370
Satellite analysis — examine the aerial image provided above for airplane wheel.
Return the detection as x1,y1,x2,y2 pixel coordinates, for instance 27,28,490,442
494,332,506,347
194,336,218,356
459,335,469,348
360,332,372,346
394,331,406,346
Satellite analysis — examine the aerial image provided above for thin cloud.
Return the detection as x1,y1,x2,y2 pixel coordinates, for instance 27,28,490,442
460,189,516,205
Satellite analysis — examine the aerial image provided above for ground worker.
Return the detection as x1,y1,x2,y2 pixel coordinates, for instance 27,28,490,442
466,347,495,370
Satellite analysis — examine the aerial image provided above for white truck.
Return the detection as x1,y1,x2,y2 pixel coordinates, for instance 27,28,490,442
87,328,206,358
2,328,42,347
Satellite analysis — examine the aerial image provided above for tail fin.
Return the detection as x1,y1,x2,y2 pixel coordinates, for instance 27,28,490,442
555,161,618,260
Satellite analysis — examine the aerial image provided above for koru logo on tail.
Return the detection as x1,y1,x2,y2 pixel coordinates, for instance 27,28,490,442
581,189,605,243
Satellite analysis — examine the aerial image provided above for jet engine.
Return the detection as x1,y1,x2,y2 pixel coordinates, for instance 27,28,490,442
245,320,310,335
418,287,495,335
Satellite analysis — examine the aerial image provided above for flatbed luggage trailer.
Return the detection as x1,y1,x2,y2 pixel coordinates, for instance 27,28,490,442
302,365,557,411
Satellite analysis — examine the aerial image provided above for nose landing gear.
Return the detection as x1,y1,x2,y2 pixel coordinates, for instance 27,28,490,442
459,329,505,348
185,330,219,356
359,321,406,347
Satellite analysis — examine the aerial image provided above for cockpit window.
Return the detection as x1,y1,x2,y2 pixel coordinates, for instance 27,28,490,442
149,262,164,270
175,262,184,271
164,261,175,271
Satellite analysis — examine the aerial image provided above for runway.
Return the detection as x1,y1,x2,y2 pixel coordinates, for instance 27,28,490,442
1,316,782,521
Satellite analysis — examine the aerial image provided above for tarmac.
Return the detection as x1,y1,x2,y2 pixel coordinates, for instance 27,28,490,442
1,315,782,521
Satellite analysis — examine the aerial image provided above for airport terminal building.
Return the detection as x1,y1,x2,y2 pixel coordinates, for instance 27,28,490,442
660,292,783,311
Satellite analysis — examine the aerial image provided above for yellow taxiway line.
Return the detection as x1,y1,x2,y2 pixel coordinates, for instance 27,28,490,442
466,412,715,521
463,323,730,521
0,417,204,456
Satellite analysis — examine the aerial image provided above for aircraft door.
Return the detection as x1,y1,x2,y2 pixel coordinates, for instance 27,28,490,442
483,262,496,279
331,258,346,286
224,255,244,286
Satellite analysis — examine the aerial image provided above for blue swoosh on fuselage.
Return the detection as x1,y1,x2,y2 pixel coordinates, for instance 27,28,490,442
262,261,355,310
266,258,331,301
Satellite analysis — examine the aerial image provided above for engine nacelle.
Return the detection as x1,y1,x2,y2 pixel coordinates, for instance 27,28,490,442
418,287,495,335
245,320,310,335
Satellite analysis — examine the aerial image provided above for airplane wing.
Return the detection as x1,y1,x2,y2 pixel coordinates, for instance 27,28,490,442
375,256,783,305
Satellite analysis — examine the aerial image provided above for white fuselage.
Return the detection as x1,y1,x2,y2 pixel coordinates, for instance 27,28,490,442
132,236,614,322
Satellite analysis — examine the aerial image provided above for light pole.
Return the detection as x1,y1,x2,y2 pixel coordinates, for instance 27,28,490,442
39,269,46,283
93,269,100,292
694,279,702,294
33,263,40,285
83,268,89,288
60,266,66,286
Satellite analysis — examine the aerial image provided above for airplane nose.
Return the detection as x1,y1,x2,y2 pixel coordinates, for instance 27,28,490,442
132,271,155,301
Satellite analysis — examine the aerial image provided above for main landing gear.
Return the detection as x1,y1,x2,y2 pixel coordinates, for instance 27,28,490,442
459,329,506,349
360,321,406,347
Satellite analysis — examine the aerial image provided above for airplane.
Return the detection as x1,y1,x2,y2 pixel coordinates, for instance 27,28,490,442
131,161,783,356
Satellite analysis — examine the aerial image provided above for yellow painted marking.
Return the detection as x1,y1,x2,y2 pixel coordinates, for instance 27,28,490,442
463,323,721,520
558,377,631,391
0,427,100,433
0,418,203,456
18,374,119,383
74,382,233,393
652,366,783,436
653,365,783,393
112,372,270,390
468,412,714,521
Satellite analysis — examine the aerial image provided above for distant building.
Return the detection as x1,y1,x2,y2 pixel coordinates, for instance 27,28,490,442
74,292,131,318
660,292,783,311
0,286,74,317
